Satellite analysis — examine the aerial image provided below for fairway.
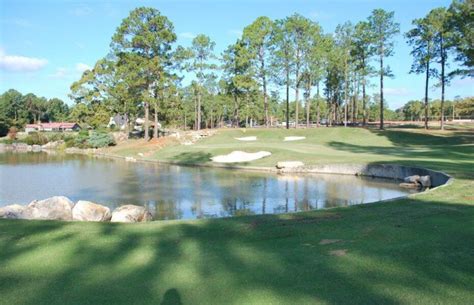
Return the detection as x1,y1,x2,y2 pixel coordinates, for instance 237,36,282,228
1,127,473,305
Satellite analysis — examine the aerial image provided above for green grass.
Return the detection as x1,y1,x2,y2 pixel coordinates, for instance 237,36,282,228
1,127,473,305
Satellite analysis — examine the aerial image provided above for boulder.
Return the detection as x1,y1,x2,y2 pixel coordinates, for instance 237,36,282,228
399,183,421,189
12,143,29,151
23,196,74,220
32,145,42,152
404,175,420,184
419,175,431,188
0,204,26,219
111,205,153,223
72,201,111,222
276,161,304,169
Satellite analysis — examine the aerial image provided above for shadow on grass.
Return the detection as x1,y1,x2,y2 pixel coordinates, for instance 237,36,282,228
172,152,213,165
1,196,473,305
328,129,474,178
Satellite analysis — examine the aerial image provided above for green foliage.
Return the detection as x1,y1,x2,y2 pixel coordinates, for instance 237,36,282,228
64,135,76,148
448,0,474,77
87,131,116,148
74,130,90,148
23,132,48,145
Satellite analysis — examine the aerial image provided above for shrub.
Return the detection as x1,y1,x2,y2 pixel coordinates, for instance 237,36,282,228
74,131,90,148
64,134,76,148
7,127,18,140
46,132,65,142
23,132,48,145
0,138,14,144
87,132,116,148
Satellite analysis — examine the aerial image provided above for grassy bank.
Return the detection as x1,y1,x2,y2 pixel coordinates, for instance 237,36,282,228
1,127,473,305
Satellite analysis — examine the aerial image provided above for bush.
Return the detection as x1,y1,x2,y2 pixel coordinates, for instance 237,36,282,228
0,138,14,144
7,127,18,140
74,131,90,148
46,132,65,142
63,134,76,148
23,132,48,145
87,132,116,148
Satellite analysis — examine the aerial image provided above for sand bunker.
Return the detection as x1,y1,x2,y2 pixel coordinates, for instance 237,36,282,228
284,136,306,141
235,136,257,141
211,151,271,163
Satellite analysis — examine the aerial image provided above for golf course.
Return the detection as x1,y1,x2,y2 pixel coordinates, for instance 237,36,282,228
1,127,473,305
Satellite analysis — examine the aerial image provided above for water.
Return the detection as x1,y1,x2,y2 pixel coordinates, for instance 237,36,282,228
0,152,418,220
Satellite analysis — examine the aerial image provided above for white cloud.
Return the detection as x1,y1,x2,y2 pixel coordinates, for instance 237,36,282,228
179,32,197,39
49,67,68,79
228,29,243,38
76,63,92,72
0,49,48,72
385,87,413,97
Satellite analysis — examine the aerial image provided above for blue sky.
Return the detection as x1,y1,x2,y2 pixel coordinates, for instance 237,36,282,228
0,0,472,109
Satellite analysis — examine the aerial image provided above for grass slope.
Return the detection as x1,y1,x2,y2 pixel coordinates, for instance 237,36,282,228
1,127,473,305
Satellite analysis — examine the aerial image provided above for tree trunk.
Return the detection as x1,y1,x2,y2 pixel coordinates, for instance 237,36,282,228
153,105,158,139
194,90,198,130
144,102,149,141
362,76,367,126
261,49,269,127
233,94,239,127
379,51,384,130
440,33,445,131
344,61,348,127
197,89,202,130
316,82,320,127
424,57,430,130
295,66,299,129
286,68,290,130
306,75,311,128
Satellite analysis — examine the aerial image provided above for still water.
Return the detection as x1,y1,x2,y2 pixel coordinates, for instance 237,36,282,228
0,153,418,220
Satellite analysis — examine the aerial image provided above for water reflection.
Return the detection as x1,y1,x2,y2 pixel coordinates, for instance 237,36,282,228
0,152,419,220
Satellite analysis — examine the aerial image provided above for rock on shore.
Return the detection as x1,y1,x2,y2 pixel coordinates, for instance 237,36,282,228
111,205,153,223
72,200,112,222
23,196,74,221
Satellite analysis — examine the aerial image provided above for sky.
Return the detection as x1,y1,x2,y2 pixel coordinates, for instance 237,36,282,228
0,0,472,109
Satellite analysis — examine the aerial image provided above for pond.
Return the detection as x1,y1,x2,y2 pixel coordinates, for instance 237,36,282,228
0,152,419,220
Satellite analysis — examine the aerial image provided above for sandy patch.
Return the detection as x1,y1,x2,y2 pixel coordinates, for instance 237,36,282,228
211,151,271,163
329,249,347,257
319,239,342,245
284,136,306,141
235,136,257,141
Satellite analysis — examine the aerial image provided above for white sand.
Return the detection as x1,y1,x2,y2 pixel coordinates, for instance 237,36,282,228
235,136,257,141
211,151,271,163
284,136,306,141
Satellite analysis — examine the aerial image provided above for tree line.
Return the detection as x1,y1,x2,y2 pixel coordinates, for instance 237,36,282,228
1,1,472,138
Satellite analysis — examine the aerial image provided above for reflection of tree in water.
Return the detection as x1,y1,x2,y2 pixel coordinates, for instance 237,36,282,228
3,154,415,219
154,199,183,220
262,177,267,214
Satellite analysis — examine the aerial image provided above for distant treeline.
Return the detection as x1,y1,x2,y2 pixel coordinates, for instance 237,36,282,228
1,88,472,137
1,1,472,137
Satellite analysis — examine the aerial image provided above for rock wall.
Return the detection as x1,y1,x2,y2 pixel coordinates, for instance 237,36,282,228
278,163,451,188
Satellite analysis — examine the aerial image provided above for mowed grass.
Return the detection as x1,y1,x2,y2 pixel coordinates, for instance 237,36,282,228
1,127,474,305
